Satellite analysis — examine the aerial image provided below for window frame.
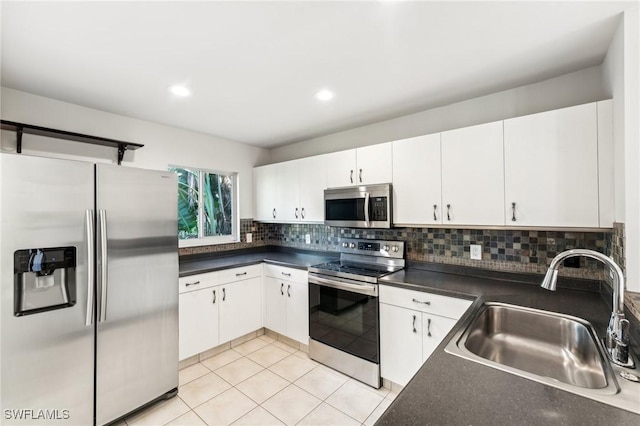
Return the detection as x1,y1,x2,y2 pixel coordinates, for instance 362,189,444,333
170,164,240,248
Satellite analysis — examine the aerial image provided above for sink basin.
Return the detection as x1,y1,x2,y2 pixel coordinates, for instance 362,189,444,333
445,302,640,413
461,303,610,389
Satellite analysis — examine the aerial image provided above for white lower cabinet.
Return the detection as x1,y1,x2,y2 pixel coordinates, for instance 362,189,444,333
380,285,472,386
179,265,262,361
263,264,309,344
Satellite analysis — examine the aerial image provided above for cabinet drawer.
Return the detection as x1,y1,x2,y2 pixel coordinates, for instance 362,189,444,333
219,264,262,284
379,285,472,319
179,272,219,294
263,263,308,283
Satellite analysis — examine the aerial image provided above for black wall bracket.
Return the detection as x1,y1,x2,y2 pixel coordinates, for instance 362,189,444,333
1,120,144,165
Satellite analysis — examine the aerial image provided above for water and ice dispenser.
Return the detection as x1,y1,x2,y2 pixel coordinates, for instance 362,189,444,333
14,247,77,316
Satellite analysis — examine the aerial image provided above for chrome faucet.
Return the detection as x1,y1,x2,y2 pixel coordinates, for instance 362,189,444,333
541,249,634,368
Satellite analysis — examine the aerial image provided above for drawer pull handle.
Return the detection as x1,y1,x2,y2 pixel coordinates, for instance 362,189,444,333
273,208,277,219
350,170,353,184
185,281,200,287
295,207,299,219
212,290,216,304
281,283,284,295
281,272,291,277
287,284,291,297
433,204,438,221
301,207,305,219
511,202,517,222
412,298,431,305
222,288,226,301
446,204,451,221
427,318,432,337
235,272,247,277
412,315,417,333
359,169,363,183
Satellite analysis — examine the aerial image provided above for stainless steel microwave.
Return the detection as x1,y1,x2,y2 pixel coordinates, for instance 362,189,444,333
324,184,392,228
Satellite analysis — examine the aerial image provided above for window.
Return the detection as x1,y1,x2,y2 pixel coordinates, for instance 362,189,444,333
169,166,238,246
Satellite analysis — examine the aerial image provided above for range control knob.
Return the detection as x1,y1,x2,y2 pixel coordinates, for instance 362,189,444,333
349,242,356,249
342,242,349,248
392,245,399,253
382,245,390,252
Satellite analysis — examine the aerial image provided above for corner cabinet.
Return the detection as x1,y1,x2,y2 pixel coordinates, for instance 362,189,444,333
379,285,472,386
326,143,392,188
254,157,326,223
263,264,309,344
504,101,613,228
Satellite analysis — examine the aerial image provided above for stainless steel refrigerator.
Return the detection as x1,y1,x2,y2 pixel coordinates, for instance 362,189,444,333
1,153,179,425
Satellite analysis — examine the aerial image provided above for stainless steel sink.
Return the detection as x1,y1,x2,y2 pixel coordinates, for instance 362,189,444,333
445,302,640,414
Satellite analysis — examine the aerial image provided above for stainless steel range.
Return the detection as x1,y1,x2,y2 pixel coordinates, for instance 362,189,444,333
308,238,405,388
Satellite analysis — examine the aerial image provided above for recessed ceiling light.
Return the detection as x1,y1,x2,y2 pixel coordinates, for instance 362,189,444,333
314,89,334,101
169,85,191,97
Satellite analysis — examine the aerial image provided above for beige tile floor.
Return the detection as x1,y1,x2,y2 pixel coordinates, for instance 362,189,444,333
119,335,398,426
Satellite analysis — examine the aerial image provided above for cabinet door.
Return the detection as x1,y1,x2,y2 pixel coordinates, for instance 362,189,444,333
392,134,442,225
254,164,278,221
219,277,262,344
277,160,300,222
504,103,599,227
356,142,392,185
421,314,457,362
179,288,219,360
264,277,287,336
285,280,309,344
298,155,327,222
380,303,423,386
441,121,505,226
326,149,357,188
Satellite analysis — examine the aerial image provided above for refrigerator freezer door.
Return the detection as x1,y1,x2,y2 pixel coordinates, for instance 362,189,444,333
95,164,178,425
1,154,95,425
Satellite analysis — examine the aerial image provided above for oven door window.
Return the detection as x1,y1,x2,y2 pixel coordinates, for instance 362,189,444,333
309,283,379,363
325,198,365,221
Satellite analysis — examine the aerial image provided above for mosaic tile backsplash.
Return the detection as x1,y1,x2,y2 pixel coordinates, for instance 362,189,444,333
181,219,612,281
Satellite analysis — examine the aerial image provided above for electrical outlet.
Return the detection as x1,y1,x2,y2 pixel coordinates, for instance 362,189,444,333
470,244,482,260
305,234,311,244
246,233,252,243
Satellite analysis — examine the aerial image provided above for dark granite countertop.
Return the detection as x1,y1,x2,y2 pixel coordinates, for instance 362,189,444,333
179,246,338,277
376,266,640,425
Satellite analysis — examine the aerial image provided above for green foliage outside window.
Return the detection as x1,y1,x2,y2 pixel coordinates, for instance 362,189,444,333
170,167,235,240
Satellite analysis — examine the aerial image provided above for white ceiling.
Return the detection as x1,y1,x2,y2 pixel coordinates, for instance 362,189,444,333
0,1,635,148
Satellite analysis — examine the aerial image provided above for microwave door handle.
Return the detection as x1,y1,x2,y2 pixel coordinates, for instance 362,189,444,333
364,192,370,227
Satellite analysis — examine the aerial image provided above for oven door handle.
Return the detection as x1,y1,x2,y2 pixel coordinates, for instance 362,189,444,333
309,275,377,296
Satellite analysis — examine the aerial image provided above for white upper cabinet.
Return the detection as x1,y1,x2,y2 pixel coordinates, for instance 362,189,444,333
254,157,327,223
326,143,392,188
441,121,505,226
326,149,357,188
276,160,300,222
392,134,442,225
504,102,600,227
298,155,327,222
254,164,278,221
597,100,614,227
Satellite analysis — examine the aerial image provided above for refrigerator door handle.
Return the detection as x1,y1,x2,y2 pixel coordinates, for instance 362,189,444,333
85,209,95,326
98,209,108,322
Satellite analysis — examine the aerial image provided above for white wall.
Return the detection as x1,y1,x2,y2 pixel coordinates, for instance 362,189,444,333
269,65,608,163
0,87,269,218
602,7,640,294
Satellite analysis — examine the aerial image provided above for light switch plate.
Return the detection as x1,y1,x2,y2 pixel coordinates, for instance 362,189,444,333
305,234,311,244
246,233,252,243
470,244,482,260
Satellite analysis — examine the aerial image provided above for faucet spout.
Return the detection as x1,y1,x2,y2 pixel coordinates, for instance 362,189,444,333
541,249,633,368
